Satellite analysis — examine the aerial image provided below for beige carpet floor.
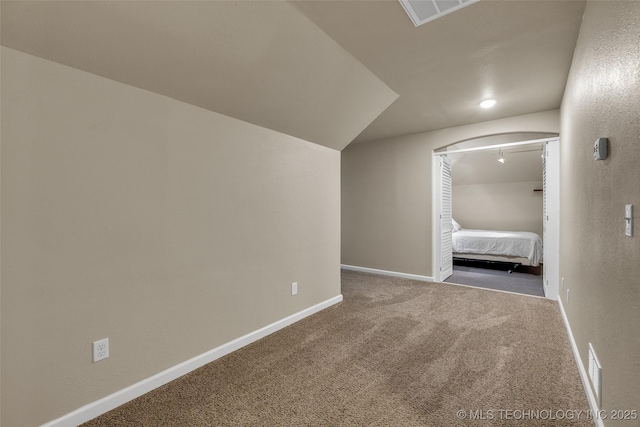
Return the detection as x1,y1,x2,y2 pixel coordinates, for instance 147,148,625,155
83,270,591,426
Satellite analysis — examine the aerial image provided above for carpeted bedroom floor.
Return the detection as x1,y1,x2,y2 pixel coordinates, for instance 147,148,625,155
83,270,591,426
446,265,545,297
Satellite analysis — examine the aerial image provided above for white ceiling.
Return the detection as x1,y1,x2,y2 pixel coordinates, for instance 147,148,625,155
446,133,552,185
1,0,586,148
450,146,544,185
293,0,586,143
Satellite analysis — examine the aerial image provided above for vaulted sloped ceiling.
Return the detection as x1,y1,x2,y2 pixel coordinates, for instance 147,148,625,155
2,0,586,149
0,1,398,151
293,0,586,143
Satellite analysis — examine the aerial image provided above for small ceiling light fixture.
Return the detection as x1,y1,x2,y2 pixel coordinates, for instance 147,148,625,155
479,98,497,109
498,149,505,164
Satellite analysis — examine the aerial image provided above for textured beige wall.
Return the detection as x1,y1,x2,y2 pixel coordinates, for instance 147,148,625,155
453,181,543,237
341,110,559,277
1,47,341,426
560,1,640,421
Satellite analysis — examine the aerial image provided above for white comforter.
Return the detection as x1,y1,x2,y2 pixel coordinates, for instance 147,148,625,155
452,229,543,266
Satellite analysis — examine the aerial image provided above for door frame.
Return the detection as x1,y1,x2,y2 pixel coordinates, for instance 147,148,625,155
431,136,560,298
542,139,560,300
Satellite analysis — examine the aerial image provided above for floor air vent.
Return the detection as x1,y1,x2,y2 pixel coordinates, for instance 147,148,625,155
398,0,478,27
588,343,602,406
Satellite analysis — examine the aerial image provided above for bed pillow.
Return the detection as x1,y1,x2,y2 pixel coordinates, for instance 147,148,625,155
452,219,462,232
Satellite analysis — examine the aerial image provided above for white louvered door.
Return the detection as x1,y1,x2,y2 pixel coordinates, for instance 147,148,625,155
440,156,453,280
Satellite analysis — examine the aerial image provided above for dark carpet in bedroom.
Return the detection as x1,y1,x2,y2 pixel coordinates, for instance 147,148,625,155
446,265,545,297
83,270,589,426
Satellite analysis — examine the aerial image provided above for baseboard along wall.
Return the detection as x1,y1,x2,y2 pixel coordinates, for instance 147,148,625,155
41,295,343,427
557,299,605,427
41,276,594,427
340,264,433,282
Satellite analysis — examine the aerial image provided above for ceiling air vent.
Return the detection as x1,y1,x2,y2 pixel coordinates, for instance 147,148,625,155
398,0,478,27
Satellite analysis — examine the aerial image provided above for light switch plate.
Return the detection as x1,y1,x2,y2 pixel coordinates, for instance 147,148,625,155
625,204,633,237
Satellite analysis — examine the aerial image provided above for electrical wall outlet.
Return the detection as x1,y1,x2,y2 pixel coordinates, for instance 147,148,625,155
291,282,298,296
93,338,109,363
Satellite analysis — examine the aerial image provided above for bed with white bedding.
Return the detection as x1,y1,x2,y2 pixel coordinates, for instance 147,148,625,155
452,228,543,267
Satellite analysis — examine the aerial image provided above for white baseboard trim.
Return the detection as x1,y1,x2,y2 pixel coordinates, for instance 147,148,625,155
41,294,343,427
341,264,433,282
557,298,604,427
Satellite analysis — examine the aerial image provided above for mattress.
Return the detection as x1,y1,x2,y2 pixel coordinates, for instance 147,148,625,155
452,229,543,266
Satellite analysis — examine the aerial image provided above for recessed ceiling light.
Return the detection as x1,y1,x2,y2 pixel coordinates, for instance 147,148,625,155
479,99,497,109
